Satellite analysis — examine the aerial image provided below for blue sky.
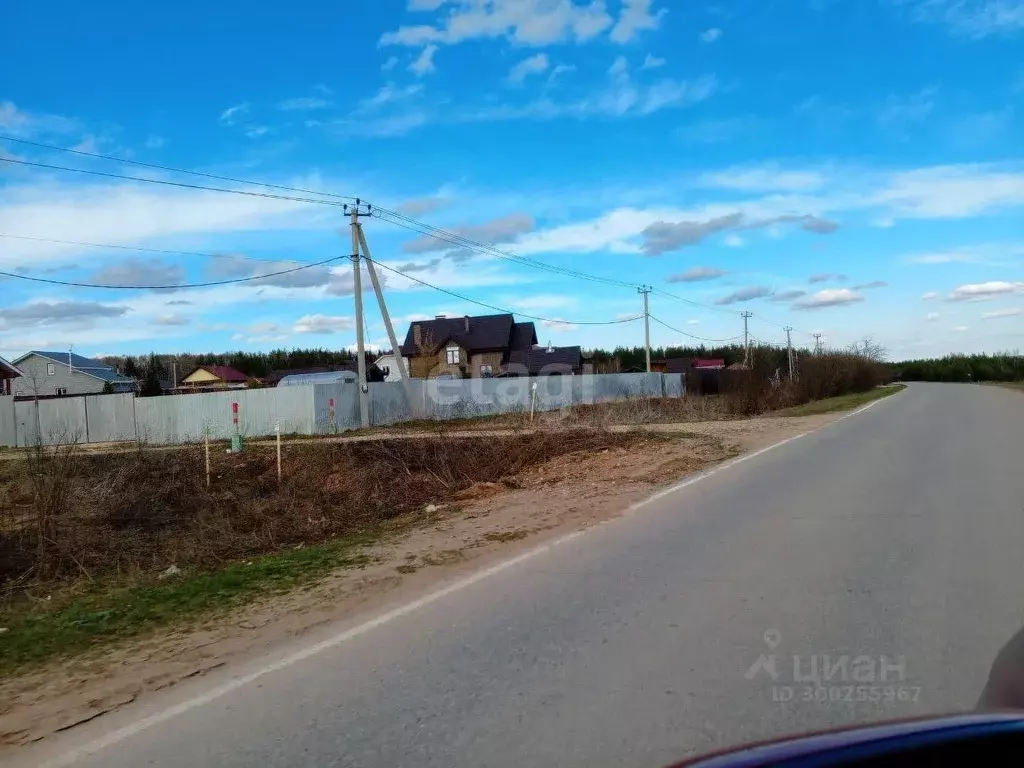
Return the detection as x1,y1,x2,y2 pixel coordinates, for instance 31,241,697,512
1,0,1022,361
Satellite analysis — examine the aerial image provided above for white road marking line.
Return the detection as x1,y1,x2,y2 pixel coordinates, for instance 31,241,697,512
40,393,897,766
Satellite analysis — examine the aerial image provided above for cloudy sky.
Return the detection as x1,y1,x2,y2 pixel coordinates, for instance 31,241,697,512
1,0,1022,361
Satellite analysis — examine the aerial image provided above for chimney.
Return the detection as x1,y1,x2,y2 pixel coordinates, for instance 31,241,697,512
464,315,470,332
413,323,422,346
546,342,554,353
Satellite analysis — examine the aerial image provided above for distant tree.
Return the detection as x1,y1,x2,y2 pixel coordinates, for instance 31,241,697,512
139,353,163,397
122,358,141,380
101,381,115,395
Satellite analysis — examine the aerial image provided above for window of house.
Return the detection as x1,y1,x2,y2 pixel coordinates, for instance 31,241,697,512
47,363,55,376
445,345,460,365
480,364,493,377
55,387,67,396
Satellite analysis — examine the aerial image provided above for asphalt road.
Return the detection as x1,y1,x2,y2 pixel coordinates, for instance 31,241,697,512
28,383,1024,767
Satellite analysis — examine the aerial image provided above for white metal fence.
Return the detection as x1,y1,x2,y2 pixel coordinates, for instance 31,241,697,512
0,373,685,447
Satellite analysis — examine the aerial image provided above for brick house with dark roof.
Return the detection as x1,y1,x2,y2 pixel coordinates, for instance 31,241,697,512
400,314,538,378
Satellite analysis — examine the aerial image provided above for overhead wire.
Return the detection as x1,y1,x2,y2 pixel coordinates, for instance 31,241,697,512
0,254,346,290
647,315,744,344
0,134,358,203
0,233,302,265
0,157,352,208
368,258,642,326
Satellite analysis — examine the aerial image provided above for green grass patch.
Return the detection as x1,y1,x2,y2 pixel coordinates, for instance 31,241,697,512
775,384,906,417
990,382,1024,392
0,539,369,674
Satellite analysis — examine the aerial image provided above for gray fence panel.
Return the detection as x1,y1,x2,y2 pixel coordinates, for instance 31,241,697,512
0,396,15,447
15,397,88,445
311,383,359,434
665,373,685,398
367,382,416,427
531,375,575,412
135,387,315,444
84,393,136,443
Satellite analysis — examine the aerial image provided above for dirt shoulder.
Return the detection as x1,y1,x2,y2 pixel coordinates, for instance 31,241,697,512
0,410,840,750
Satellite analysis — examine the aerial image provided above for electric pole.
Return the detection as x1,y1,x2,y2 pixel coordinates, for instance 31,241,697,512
638,286,652,373
355,221,417,416
813,333,823,355
348,201,370,429
784,326,794,381
740,310,753,366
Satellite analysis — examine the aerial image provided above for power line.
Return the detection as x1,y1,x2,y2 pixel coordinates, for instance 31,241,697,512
0,134,358,203
0,156,351,208
0,233,295,265
371,208,640,290
0,254,346,290
369,258,642,326
647,314,744,344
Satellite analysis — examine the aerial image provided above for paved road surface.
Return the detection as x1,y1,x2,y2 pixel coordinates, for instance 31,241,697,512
25,383,1024,767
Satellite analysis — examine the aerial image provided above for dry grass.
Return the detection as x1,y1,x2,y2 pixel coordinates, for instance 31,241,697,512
0,429,645,597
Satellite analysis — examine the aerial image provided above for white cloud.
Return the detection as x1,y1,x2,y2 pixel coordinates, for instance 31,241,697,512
382,0,614,47
154,313,190,326
401,212,535,253
686,319,700,325
926,312,941,321
90,258,184,288
702,165,824,192
0,178,330,270
382,55,399,71
723,234,745,247
547,63,577,84
952,325,970,332
409,44,438,76
293,314,355,334
507,53,550,84
218,103,249,125
611,0,667,43
873,164,1024,219
700,27,722,43
922,291,939,300
641,54,666,70
792,288,865,310
244,126,270,138
948,280,1024,301
0,100,79,138
608,55,630,79
907,0,1024,38
278,97,332,111
982,307,1023,319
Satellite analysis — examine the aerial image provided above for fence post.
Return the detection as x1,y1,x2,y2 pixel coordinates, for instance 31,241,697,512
204,423,211,488
329,397,336,434
530,382,538,424
275,420,282,482
230,401,243,453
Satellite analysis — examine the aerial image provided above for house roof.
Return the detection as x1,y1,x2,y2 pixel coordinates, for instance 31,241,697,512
0,354,23,379
505,345,582,375
399,314,536,356
189,365,249,383
693,358,727,369
15,350,136,384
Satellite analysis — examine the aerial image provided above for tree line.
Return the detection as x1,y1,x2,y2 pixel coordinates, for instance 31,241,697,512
891,353,1024,383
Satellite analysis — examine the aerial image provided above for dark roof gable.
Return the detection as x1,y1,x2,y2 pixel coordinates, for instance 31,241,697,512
504,345,582,375
400,314,536,356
